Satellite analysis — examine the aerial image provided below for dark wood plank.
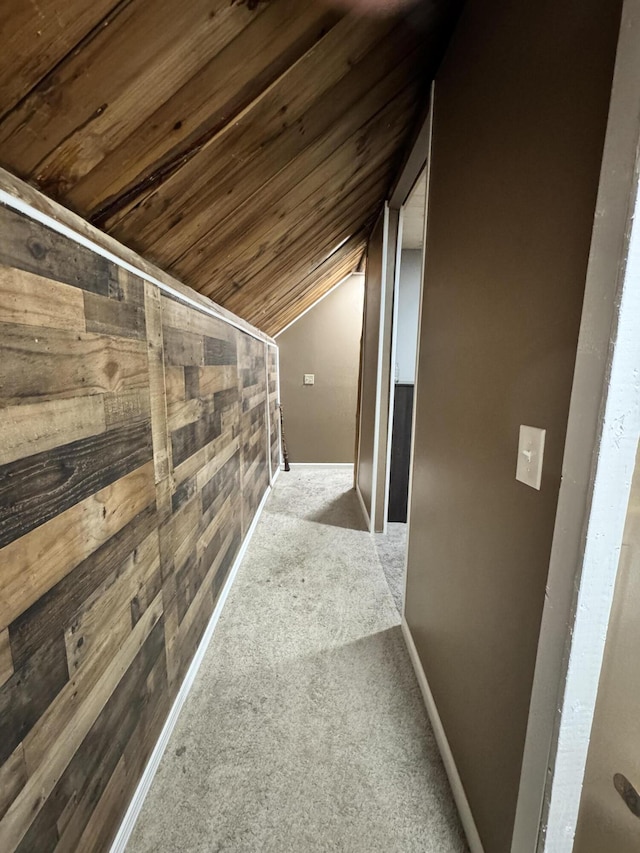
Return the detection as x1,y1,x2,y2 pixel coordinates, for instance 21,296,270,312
0,421,153,549
83,290,146,339
8,503,157,671
162,324,204,367
0,634,69,766
203,336,236,366
171,404,222,468
0,205,117,295
184,365,200,399
201,452,240,515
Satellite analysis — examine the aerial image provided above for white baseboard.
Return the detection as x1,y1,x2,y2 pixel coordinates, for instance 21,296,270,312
355,482,372,532
287,462,354,468
270,464,282,488
110,482,273,853
401,618,485,853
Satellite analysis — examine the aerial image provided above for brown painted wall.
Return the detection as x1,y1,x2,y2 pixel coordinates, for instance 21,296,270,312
574,442,640,852
278,273,364,464
0,200,274,852
403,1,622,851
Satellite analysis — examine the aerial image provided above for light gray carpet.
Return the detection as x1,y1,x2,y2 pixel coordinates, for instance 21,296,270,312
127,467,467,853
374,522,407,613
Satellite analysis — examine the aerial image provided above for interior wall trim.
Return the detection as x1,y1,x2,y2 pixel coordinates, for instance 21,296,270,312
109,481,275,853
0,173,274,346
401,618,485,853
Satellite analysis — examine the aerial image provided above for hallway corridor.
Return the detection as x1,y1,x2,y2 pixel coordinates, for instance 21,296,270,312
127,468,466,852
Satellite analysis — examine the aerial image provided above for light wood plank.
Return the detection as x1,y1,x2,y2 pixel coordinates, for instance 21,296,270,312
0,265,85,331
167,397,203,432
0,744,27,823
0,461,155,630
0,395,106,467
0,325,149,407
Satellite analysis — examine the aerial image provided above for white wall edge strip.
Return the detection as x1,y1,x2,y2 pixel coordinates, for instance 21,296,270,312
270,464,282,488
0,188,274,346
275,347,283,471
109,481,273,853
401,618,485,853
274,272,364,338
355,482,372,532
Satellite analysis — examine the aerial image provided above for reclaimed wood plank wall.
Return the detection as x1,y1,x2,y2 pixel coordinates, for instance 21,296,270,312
0,201,276,852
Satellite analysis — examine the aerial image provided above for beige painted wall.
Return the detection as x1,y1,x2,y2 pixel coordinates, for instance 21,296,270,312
403,1,622,851
573,442,640,852
277,273,364,463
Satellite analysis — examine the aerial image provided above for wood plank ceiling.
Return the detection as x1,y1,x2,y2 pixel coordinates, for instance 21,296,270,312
0,0,456,335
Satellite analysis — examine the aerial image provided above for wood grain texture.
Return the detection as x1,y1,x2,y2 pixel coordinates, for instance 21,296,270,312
0,205,275,851
0,0,459,333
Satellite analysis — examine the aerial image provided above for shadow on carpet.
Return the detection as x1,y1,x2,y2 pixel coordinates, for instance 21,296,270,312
306,489,368,531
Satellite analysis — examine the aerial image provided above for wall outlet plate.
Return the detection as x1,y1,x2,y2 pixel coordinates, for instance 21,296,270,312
303,374,315,385
516,425,546,490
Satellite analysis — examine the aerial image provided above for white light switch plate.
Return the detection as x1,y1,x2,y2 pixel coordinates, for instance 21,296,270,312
516,425,546,490
303,374,315,385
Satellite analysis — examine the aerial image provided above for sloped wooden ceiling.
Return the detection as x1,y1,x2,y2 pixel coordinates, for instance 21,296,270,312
0,0,456,335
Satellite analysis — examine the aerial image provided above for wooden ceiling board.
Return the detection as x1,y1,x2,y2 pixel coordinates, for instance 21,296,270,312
105,15,401,250
266,237,366,319
172,78,417,293
73,12,386,227
221,172,388,318
157,39,420,274
74,0,340,216
0,0,261,184
0,0,121,120
264,238,366,335
0,0,459,333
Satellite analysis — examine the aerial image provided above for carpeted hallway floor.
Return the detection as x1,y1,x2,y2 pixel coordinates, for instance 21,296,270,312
127,467,467,853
